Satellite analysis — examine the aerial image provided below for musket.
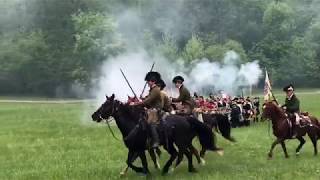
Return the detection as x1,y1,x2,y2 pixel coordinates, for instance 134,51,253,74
140,62,155,97
120,68,138,98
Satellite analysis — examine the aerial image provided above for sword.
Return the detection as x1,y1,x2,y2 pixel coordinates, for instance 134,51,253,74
120,68,138,98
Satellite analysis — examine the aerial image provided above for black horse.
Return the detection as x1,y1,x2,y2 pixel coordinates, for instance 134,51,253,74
92,95,158,176
176,113,235,166
91,94,218,176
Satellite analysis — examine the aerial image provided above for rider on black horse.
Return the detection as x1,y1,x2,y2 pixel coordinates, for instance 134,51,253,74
171,75,195,115
157,79,172,113
130,71,162,148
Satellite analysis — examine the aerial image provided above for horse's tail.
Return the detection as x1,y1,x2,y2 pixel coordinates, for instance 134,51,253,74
186,117,219,151
216,114,236,142
310,116,320,130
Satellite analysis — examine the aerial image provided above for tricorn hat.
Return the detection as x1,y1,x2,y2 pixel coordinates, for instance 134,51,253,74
157,79,166,90
145,71,161,82
172,75,184,83
283,84,294,92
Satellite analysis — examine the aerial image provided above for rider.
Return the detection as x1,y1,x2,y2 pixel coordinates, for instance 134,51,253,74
157,79,172,113
130,71,162,148
171,75,194,115
282,84,300,126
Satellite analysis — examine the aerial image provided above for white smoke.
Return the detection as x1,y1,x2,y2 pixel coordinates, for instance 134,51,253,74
93,50,148,104
185,51,262,95
93,50,262,103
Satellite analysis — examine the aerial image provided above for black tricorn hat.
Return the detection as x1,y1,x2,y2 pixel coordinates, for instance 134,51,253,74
283,84,294,92
145,71,161,82
172,75,184,83
157,79,166,90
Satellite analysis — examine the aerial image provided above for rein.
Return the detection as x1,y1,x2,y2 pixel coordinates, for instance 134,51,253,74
268,120,271,137
102,101,121,141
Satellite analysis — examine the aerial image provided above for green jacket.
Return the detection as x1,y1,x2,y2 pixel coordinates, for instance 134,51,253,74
284,94,300,113
172,85,194,108
142,86,162,109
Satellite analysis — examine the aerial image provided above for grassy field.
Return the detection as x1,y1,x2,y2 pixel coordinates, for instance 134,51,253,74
1,93,320,180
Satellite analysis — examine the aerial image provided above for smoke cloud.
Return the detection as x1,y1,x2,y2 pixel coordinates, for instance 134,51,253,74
93,49,262,104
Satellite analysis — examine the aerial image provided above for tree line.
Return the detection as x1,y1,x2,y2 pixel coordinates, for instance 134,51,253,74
0,0,319,97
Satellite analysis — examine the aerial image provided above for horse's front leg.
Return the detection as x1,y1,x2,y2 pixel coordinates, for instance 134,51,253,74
280,141,289,158
126,150,144,174
149,149,160,169
183,147,197,173
138,151,150,175
189,144,204,165
121,151,139,177
200,146,206,158
162,142,178,175
268,138,282,159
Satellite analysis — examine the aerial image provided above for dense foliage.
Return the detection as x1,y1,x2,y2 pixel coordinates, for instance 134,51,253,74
0,0,319,97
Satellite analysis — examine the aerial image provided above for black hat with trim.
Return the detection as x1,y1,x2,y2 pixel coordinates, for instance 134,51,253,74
157,79,166,90
283,84,294,92
145,72,161,83
172,75,184,83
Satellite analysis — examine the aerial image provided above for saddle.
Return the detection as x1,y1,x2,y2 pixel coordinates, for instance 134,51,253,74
286,112,312,138
299,113,311,126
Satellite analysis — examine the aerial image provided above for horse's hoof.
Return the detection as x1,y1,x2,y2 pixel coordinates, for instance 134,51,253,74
137,172,148,176
189,168,198,173
162,169,169,176
200,158,206,166
170,167,175,173
296,152,300,156
119,172,126,177
216,150,224,156
267,154,272,160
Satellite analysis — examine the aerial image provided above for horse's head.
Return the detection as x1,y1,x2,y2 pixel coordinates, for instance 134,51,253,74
92,94,118,123
262,101,285,120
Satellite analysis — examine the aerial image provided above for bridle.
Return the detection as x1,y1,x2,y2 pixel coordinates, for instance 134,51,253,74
100,100,121,141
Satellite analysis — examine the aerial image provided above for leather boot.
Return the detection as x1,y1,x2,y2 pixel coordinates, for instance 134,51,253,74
150,124,159,148
124,124,139,142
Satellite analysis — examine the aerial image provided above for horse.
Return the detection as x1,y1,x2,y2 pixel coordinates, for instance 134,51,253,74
173,112,233,167
92,94,218,176
262,101,320,159
199,113,235,157
92,95,159,176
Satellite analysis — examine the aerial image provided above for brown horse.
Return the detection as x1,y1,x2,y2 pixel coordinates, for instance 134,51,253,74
262,101,320,159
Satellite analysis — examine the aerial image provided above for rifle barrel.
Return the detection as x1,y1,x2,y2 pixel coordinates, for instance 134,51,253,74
120,68,138,98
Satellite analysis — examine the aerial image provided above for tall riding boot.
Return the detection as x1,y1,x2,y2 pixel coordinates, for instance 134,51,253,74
124,124,139,142
150,124,160,148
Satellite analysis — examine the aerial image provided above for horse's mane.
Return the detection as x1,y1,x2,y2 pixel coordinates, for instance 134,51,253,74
265,102,287,120
115,100,144,122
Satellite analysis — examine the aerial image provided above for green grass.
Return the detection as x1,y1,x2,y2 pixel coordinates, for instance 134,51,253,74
1,93,320,180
